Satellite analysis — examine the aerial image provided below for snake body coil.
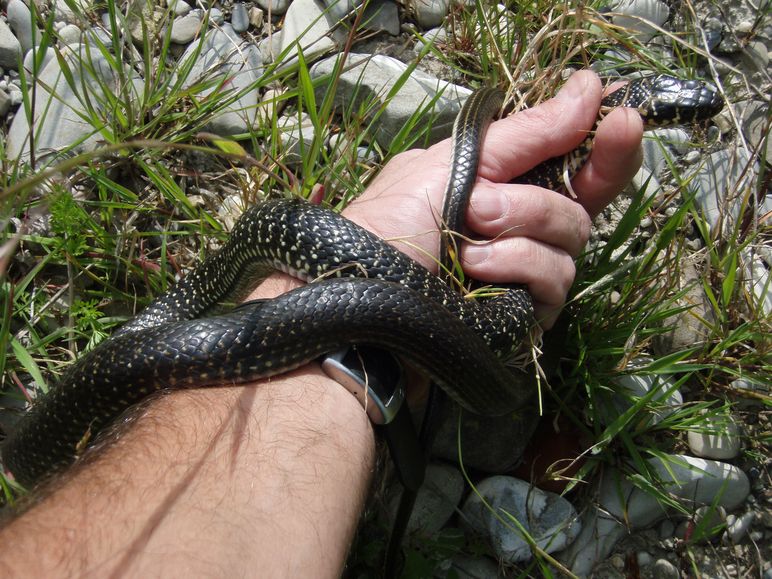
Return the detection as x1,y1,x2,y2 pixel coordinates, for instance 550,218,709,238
2,75,722,487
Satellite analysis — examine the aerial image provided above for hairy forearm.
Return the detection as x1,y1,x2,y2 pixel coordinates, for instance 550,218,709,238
0,277,377,577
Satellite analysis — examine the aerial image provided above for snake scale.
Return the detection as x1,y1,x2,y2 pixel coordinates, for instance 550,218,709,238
2,74,722,487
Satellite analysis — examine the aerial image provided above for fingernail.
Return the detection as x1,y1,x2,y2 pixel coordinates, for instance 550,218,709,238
463,245,490,265
557,72,590,102
471,191,507,222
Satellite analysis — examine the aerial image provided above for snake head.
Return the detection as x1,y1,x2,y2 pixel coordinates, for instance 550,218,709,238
638,75,724,126
603,74,724,127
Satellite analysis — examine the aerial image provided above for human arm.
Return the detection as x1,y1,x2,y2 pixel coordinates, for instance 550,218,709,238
0,70,642,577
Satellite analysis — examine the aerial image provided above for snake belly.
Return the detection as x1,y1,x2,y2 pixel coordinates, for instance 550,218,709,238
2,74,722,488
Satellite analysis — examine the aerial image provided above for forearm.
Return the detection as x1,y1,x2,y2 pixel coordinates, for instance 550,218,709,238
0,278,377,577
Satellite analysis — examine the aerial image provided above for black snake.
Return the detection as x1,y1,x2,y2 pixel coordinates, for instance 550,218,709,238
2,74,722,487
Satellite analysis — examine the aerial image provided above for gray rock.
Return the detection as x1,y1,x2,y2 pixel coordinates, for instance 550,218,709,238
607,371,682,426
217,194,247,230
310,53,473,149
0,89,11,116
23,46,55,75
413,26,447,54
461,476,581,563
637,551,653,567
724,510,754,543
7,0,39,53
7,44,141,164
171,0,192,16
231,2,250,33
58,24,83,45
689,147,756,236
653,558,680,579
277,112,316,166
610,0,669,42
276,0,346,65
410,0,452,29
171,12,203,44
387,463,465,535
682,150,701,165
447,554,500,578
687,413,742,460
431,400,538,472
557,454,750,575
8,86,22,106
176,28,263,134
743,249,772,318
641,127,690,175
127,0,166,45
628,164,662,198
209,7,224,25
362,0,400,36
53,0,89,24
323,0,364,22
659,518,675,538
693,504,727,540
738,99,772,162
249,6,265,29
0,20,22,70
653,257,717,355
256,0,291,15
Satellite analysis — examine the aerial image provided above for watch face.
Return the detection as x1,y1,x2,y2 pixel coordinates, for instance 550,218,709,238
321,346,405,424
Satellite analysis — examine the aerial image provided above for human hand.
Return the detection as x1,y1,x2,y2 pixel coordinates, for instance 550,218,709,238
343,70,643,328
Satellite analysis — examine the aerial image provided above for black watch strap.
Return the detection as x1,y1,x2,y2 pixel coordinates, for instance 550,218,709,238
320,346,425,492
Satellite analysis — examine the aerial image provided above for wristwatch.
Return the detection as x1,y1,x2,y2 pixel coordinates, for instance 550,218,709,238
320,345,425,491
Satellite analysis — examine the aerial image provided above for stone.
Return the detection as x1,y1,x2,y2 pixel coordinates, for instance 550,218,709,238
653,558,680,579
256,0,291,15
461,476,581,563
58,24,83,45
413,26,447,54
209,7,224,25
7,44,142,165
743,249,772,318
7,0,39,53
176,28,263,134
53,0,90,24
410,0,452,29
689,148,756,236
0,20,22,70
231,2,250,33
653,257,717,355
276,0,346,66
0,89,11,116
362,0,400,36
431,400,538,472
610,0,669,42
557,454,750,575
738,100,772,161
323,0,364,22
171,12,203,44
607,371,682,426
310,53,474,150
447,555,500,578
22,46,54,75
687,413,742,460
249,7,265,29
641,127,690,175
724,511,754,543
277,112,316,166
386,463,465,535
171,0,192,16
693,504,727,541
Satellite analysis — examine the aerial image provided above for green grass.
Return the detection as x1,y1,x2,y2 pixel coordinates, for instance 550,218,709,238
0,0,769,575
